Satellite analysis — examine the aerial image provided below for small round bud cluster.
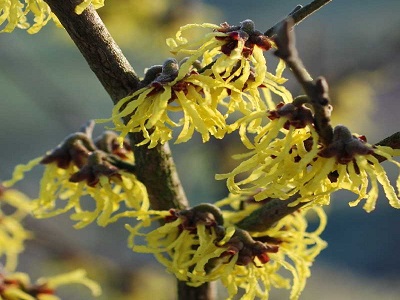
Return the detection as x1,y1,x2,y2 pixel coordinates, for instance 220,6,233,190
217,19,273,57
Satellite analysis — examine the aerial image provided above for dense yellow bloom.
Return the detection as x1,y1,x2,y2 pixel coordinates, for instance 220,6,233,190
108,61,228,147
4,154,149,228
126,208,232,285
105,20,290,148
223,206,326,300
166,21,272,91
217,123,319,200
0,0,104,33
0,269,101,299
0,186,32,271
166,21,289,113
126,205,326,300
218,122,400,212
4,127,149,228
216,102,318,200
296,128,400,212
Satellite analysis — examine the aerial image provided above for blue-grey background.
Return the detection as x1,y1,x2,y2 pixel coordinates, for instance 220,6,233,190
0,1,399,299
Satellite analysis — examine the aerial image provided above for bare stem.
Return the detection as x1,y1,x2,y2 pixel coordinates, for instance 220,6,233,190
374,131,400,162
376,132,400,150
274,19,334,146
130,134,189,211
265,0,332,37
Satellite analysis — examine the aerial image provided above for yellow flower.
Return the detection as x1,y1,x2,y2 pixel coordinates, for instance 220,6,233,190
0,0,29,32
104,20,290,148
167,20,288,116
74,0,105,14
216,102,318,201
0,185,32,271
0,269,101,299
0,0,105,34
127,204,326,300
222,206,327,300
35,153,149,228
295,126,400,211
4,129,149,228
107,58,228,147
218,122,400,212
126,206,234,285
166,20,272,87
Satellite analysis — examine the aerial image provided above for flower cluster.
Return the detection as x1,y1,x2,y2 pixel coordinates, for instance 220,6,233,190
217,114,400,211
2,9,399,300
210,19,400,213
0,0,105,33
216,101,320,201
104,20,291,148
3,123,149,228
126,203,326,299
0,269,101,299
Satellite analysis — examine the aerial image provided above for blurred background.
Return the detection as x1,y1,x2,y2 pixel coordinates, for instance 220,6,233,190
1,0,399,299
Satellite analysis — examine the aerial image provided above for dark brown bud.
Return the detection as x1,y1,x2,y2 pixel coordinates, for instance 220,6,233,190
318,125,374,164
69,151,121,187
41,132,96,169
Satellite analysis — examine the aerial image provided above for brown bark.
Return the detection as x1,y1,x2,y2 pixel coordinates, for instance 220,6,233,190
45,0,139,102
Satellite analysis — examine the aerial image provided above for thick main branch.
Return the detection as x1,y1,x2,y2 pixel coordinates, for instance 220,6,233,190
44,0,188,212
43,0,192,298
44,0,139,102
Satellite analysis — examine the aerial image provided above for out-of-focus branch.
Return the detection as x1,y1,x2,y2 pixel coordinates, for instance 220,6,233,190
374,131,400,162
376,132,400,150
274,19,334,146
265,0,332,37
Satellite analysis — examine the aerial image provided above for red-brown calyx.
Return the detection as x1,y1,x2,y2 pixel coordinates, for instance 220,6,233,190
216,19,272,57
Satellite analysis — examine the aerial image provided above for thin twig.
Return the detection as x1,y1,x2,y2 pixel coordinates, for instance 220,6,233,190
374,131,400,162
274,18,334,146
264,0,332,37
376,132,400,150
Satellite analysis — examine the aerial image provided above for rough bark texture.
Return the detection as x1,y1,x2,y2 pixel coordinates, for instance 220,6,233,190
236,196,306,232
44,0,189,212
45,0,139,102
130,133,189,211
44,0,191,297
